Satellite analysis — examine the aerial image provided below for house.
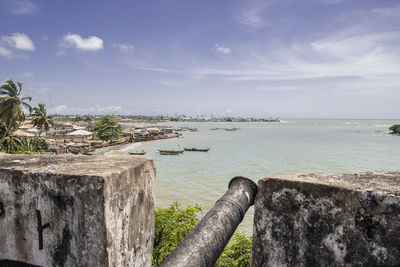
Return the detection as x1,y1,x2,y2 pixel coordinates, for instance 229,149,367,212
47,129,94,143
13,129,35,138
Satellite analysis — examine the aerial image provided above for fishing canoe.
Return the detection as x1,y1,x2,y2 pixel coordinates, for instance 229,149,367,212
129,151,146,155
184,148,210,152
158,149,184,155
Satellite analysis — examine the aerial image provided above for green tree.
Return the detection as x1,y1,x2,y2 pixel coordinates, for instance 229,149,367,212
31,103,54,136
152,202,202,266
73,115,83,122
92,114,122,141
0,79,32,146
215,230,252,267
0,120,6,140
389,124,400,134
2,135,23,153
152,202,253,267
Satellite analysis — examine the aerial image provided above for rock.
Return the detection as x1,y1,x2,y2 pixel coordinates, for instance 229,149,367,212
0,154,156,267
252,172,400,267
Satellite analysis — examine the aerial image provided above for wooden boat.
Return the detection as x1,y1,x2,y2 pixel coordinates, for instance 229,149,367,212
82,147,95,155
158,149,184,155
67,146,80,154
224,127,240,131
184,148,210,152
129,150,146,155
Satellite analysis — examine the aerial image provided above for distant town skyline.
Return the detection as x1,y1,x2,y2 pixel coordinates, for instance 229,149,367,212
1,0,399,119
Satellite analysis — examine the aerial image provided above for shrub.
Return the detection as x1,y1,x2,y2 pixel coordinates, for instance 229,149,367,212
152,202,202,266
34,137,49,151
152,202,252,267
215,230,252,267
2,135,22,153
1,136,49,154
389,124,400,134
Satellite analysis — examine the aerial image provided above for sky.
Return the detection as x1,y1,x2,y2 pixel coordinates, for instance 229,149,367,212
0,0,399,119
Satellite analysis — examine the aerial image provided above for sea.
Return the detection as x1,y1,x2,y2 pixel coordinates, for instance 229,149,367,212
121,119,400,234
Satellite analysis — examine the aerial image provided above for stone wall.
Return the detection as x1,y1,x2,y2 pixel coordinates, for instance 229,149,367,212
252,172,400,266
0,154,156,267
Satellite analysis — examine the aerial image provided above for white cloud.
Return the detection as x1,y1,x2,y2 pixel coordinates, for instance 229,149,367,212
214,44,231,55
136,66,171,73
112,43,134,54
318,0,347,4
11,0,39,15
237,1,273,28
61,33,103,51
51,105,123,115
161,80,185,87
310,31,400,59
1,33,35,51
257,85,299,91
369,4,400,16
0,46,12,58
168,28,400,98
56,50,66,57
19,72,35,78
33,87,51,93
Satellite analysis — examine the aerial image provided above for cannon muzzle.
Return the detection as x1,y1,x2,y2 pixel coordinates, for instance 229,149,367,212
160,176,258,267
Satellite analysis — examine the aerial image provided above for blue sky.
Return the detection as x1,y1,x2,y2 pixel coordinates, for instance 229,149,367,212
0,0,399,118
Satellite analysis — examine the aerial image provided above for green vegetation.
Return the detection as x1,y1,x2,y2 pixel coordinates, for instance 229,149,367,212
152,202,202,266
2,136,48,154
215,231,252,267
389,124,400,134
31,103,54,136
73,114,95,123
0,79,50,154
0,79,32,147
92,114,122,141
152,202,252,267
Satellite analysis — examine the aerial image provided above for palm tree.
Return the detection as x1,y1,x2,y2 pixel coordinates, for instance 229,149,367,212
3,135,23,153
0,79,32,146
31,103,54,137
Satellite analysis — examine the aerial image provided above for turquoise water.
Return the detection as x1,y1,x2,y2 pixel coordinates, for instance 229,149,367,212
128,120,400,233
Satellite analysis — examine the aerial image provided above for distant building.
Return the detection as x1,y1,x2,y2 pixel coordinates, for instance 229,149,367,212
47,129,94,143
13,129,35,138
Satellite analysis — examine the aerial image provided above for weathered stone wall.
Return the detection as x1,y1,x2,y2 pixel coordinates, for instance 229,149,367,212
0,154,155,267
252,172,400,266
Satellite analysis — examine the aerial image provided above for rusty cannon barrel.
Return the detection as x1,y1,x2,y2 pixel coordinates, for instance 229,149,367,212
160,176,258,267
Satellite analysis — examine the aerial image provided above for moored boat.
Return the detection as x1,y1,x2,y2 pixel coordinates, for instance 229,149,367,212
158,149,184,155
82,147,95,155
129,150,146,155
184,148,210,152
67,146,80,154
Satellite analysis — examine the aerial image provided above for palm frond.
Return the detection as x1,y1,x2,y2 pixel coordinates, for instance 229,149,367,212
17,81,23,95
21,95,32,101
5,80,18,95
0,84,14,97
22,102,33,113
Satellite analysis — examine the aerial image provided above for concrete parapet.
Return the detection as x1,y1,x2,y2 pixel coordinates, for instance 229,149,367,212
252,172,400,266
0,154,156,267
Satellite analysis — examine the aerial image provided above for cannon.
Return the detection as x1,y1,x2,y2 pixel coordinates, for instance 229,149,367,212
160,176,258,267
